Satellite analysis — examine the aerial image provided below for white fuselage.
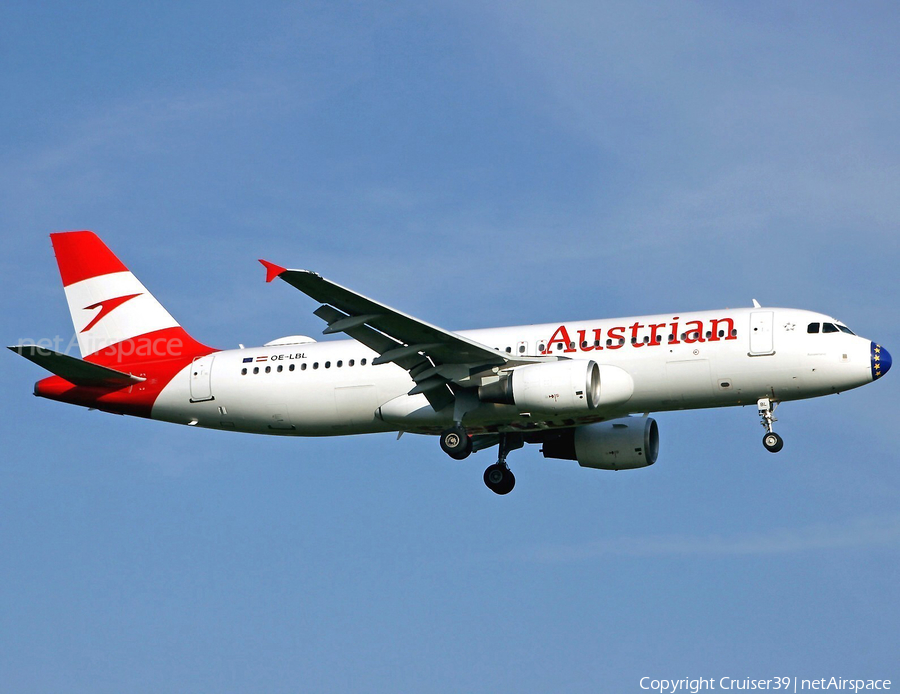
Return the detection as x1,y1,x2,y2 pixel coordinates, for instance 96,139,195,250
151,307,874,436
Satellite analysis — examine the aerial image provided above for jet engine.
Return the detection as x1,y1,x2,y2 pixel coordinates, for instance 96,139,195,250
540,417,659,470
478,359,600,414
478,361,633,414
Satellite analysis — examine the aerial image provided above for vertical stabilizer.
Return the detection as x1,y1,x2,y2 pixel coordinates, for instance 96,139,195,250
50,231,209,364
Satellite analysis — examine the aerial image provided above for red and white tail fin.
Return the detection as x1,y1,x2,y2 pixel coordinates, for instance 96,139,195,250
51,231,209,364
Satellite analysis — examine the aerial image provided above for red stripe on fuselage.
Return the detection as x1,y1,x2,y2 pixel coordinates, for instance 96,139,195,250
50,231,130,287
34,327,216,418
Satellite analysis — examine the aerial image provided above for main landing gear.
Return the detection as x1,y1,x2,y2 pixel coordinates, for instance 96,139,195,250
439,425,472,460
482,433,523,495
439,426,522,494
484,463,515,495
758,397,784,453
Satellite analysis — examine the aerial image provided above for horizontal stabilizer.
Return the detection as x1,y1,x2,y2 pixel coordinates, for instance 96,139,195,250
8,345,146,388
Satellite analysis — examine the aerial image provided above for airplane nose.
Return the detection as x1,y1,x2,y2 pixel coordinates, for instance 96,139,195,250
872,342,891,380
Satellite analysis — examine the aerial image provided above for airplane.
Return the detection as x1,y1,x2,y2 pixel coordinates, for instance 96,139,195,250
10,231,892,494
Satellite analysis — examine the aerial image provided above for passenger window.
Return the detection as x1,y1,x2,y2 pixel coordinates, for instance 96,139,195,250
325,361,331,368
265,366,271,373
505,347,512,353
289,364,295,371
518,345,525,354
253,367,259,374
349,359,355,366
241,368,247,375
361,358,367,366
337,360,343,367
301,363,307,371
807,323,820,333
823,323,839,333
313,362,319,369
277,365,283,373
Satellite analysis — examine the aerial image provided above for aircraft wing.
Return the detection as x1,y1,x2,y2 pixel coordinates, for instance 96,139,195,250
260,260,540,411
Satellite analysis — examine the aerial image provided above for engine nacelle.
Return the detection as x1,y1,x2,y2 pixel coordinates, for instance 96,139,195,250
479,359,601,414
541,417,659,470
479,361,633,414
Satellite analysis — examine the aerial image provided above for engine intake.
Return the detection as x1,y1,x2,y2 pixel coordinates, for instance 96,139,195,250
541,417,659,470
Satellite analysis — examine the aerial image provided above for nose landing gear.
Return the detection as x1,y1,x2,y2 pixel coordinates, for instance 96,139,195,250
762,431,784,452
758,398,784,453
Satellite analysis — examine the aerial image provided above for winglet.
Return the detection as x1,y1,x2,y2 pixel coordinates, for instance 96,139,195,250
259,259,287,283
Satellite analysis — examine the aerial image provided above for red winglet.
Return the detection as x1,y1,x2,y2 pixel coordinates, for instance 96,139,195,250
259,259,287,283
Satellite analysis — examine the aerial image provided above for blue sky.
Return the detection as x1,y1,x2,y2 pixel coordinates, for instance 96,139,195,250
1,2,898,691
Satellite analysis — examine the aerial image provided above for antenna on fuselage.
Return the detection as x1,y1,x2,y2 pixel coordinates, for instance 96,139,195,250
752,299,762,308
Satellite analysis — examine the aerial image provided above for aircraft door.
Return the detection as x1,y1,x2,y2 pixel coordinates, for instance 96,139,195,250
190,355,215,402
749,311,775,355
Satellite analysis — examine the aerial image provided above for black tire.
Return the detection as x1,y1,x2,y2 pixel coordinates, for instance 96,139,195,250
440,426,472,460
762,431,784,453
498,469,515,495
483,464,516,495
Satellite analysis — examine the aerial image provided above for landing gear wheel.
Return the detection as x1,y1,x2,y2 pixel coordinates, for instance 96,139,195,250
440,426,472,460
483,463,515,495
757,398,784,453
762,432,784,453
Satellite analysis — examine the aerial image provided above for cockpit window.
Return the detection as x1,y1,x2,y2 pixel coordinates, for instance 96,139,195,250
822,323,839,333
807,323,820,333
838,325,855,335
